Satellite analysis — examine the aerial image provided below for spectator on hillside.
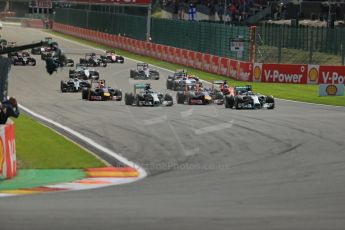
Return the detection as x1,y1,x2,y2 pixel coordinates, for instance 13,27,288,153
173,0,179,19
0,97,20,125
188,3,197,20
217,2,224,22
208,1,216,21
178,0,187,19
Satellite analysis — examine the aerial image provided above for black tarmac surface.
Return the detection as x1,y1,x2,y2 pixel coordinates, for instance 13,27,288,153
0,25,345,230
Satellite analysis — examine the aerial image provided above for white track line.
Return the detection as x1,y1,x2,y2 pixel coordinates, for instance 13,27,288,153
18,104,147,180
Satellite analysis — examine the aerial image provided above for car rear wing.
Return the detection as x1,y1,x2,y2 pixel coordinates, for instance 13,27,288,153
137,63,149,70
85,53,97,58
90,79,106,87
133,83,150,93
234,85,252,93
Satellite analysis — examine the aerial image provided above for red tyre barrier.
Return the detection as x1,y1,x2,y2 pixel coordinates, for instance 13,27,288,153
174,48,182,65
162,46,168,61
166,46,175,63
219,57,230,77
202,54,211,72
155,44,163,60
194,52,203,69
180,49,188,66
229,59,238,80
144,42,152,57
210,55,220,74
187,51,196,67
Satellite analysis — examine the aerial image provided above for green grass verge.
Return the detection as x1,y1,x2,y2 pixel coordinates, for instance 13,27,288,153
15,114,106,169
48,30,345,106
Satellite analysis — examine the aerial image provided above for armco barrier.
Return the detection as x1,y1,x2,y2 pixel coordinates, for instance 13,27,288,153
0,121,16,179
53,23,345,85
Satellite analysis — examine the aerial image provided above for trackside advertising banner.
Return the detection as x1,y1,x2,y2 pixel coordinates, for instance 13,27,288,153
238,61,253,82
0,122,16,179
319,84,344,96
253,63,308,84
318,66,345,85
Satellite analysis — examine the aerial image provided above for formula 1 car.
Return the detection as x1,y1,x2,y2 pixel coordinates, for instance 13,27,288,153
176,82,219,105
125,83,173,106
224,85,275,109
79,53,107,67
69,64,99,80
82,80,122,101
100,50,124,63
31,37,58,55
166,69,187,89
130,63,159,80
60,78,91,93
10,52,36,66
166,70,201,91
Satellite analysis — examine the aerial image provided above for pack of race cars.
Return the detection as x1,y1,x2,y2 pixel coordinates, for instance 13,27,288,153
8,37,274,108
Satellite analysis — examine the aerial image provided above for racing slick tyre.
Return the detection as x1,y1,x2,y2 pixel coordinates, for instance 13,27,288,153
166,80,173,90
60,81,67,93
114,89,122,101
235,96,242,110
135,96,141,107
164,94,173,106
187,92,195,105
266,95,275,109
215,92,224,105
125,93,134,105
172,82,179,91
225,95,234,108
130,70,136,78
82,88,90,100
176,92,185,104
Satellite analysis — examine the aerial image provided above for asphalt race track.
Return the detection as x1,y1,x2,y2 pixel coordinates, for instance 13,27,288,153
1,25,345,230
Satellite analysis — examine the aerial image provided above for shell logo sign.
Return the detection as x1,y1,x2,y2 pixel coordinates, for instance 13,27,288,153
253,63,262,82
319,84,344,96
307,65,319,84
326,85,338,95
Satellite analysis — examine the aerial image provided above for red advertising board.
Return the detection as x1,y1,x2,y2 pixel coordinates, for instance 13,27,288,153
238,61,253,82
0,122,16,179
254,63,308,84
318,65,345,84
